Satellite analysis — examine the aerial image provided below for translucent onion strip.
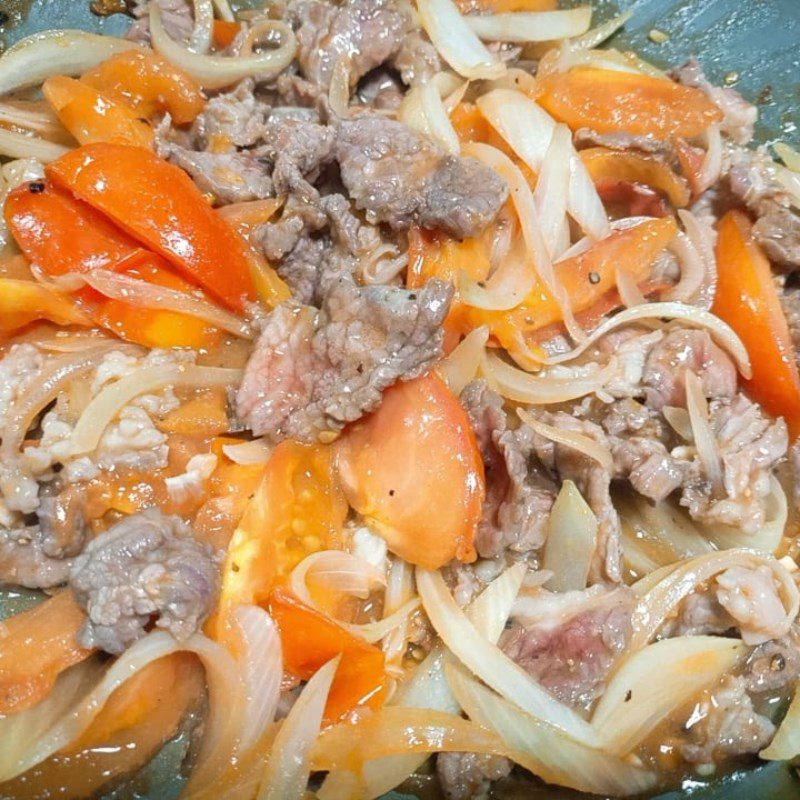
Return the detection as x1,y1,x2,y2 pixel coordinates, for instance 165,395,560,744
416,0,505,80
0,30,139,96
398,82,460,155
81,269,253,339
222,438,273,465
344,597,423,644
257,656,340,800
539,301,752,378
533,123,571,259
592,636,747,754
446,663,657,795
518,408,614,472
416,567,602,746
187,0,215,54
382,556,416,672
684,370,724,493
483,349,616,404
466,8,592,43
663,231,705,303
150,3,297,89
630,550,800,650
761,684,800,759
68,365,243,457
0,128,70,162
570,10,633,51
696,124,723,194
213,0,235,22
289,551,386,607
439,325,489,395
0,102,68,140
615,266,647,307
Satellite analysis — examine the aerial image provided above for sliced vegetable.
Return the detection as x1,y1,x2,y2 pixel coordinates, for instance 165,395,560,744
0,277,91,336
580,147,690,207
46,143,256,311
536,68,722,139
713,210,800,435
466,8,592,44
0,591,92,715
42,75,154,148
214,441,347,631
212,20,242,50
456,0,557,11
81,49,205,125
336,374,483,570
269,589,387,723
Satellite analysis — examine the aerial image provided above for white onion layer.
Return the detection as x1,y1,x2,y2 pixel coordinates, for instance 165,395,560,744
466,8,592,43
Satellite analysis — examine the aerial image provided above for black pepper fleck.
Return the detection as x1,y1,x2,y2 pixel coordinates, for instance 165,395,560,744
0,11,8,25
29,182,45,194
389,489,395,496
588,271,600,285
624,690,632,702
408,293,417,300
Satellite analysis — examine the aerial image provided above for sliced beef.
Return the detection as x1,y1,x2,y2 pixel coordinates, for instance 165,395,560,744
673,59,757,145
528,412,621,583
392,29,443,86
289,0,412,91
336,116,508,238
37,484,89,559
681,676,775,765
192,79,269,149
753,203,800,269
573,128,672,158
501,587,634,707
163,146,273,204
681,394,787,533
662,590,737,638
642,328,737,410
436,752,512,800
0,526,72,589
126,0,193,45
236,277,453,442
460,380,556,558
69,508,220,654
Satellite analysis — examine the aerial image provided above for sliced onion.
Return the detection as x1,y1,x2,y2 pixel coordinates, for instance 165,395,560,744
399,82,460,155
629,550,799,650
81,269,253,339
774,141,800,173
696,124,723,194
543,480,597,592
477,90,609,240
466,8,592,43
761,682,800,759
290,550,386,607
257,655,340,800
0,30,139,96
0,345,122,459
591,636,748,754
416,0,505,80
343,598,423,644
150,3,296,89
416,567,601,746
677,208,717,305
382,556,416,671
68,365,242,457
663,405,692,439
438,325,489,395
165,452,218,504
685,370,724,493
235,606,282,755
213,0,235,22
533,123,571,259
446,663,657,795
517,408,614,472
0,127,70,162
538,301,752,378
615,266,647,307
0,102,68,140
570,10,633,50
482,350,616,404
467,561,527,643
222,438,273,465
663,231,704,302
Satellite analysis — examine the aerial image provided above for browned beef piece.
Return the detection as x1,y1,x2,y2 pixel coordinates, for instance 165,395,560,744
673,58,757,145
163,147,273,204
0,526,72,589
336,116,508,238
236,277,453,442
642,328,737,411
192,80,270,148
37,484,89,559
69,509,220,654
754,204,800,268
460,380,555,558
781,286,800,366
501,588,634,707
573,127,672,157
436,752,512,800
126,0,193,45
392,29,443,86
289,0,412,91
681,676,775,765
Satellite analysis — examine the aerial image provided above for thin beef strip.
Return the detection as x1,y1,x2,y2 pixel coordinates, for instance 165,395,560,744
236,277,453,442
336,115,508,238
289,0,412,91
436,752,512,800
192,79,270,149
70,508,220,654
501,586,634,707
745,637,800,694
127,0,193,45
460,380,556,559
0,526,72,589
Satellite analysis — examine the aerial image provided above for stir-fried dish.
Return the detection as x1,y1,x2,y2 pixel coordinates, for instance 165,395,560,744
1,0,800,797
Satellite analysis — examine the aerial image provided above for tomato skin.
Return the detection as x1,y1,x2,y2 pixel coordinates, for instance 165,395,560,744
336,373,483,570
713,210,800,436
80,50,205,125
46,143,256,312
269,588,387,724
536,68,723,139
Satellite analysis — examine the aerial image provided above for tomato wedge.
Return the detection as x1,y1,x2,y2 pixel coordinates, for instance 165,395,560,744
713,210,800,436
46,143,256,312
269,588,387,724
42,75,154,149
81,49,205,125
537,68,722,139
336,373,483,569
